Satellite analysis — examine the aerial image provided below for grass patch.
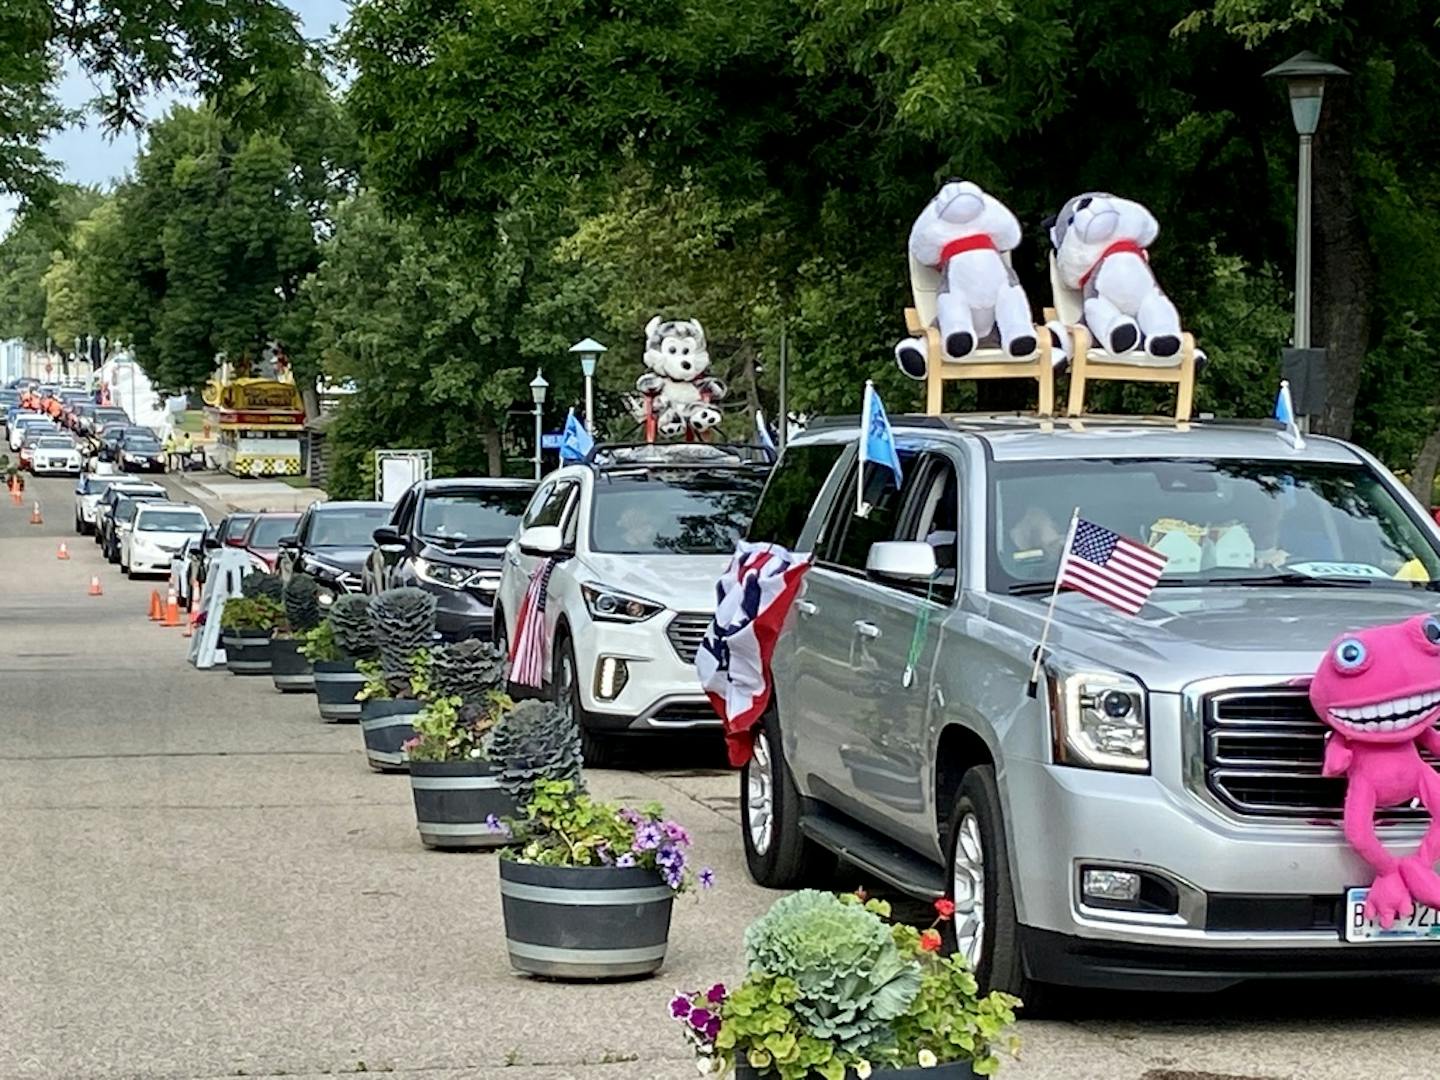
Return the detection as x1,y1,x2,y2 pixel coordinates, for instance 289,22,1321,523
174,410,206,434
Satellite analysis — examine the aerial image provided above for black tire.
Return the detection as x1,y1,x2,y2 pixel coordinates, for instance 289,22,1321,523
74,512,82,535
741,709,835,889
554,633,615,768
942,765,1048,1011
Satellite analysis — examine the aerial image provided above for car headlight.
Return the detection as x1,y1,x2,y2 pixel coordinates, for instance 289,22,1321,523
1047,666,1149,773
415,557,473,589
580,583,663,623
305,558,346,580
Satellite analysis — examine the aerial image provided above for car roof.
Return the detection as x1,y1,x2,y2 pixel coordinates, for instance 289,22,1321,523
312,500,389,511
136,502,205,516
416,478,536,494
791,413,1363,465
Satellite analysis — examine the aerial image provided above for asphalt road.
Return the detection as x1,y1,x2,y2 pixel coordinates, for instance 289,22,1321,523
5,474,1440,1080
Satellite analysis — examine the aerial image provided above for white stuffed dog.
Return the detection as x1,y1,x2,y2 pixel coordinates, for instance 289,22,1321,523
895,180,1042,381
634,316,725,438
1049,193,1182,359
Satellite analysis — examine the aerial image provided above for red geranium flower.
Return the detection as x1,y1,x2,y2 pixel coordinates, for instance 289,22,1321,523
933,898,956,920
919,928,942,952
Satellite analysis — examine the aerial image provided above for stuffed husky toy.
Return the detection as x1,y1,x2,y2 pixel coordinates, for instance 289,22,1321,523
634,316,725,438
895,180,1048,381
1048,193,1183,359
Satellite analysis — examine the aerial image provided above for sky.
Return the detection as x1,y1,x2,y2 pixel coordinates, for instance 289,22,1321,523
0,0,350,232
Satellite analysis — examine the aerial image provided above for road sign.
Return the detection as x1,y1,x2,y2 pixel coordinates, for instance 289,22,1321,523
541,432,563,449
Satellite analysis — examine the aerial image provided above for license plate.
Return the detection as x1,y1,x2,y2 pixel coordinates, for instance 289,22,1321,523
1344,886,1440,942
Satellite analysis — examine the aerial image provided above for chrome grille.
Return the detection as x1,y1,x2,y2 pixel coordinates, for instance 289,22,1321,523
665,613,711,664
1204,688,1432,819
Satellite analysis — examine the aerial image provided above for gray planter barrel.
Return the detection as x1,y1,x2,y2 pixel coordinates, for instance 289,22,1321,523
409,759,516,849
313,660,363,721
737,1064,976,1080
359,699,421,772
221,629,272,674
499,860,674,981
269,636,314,693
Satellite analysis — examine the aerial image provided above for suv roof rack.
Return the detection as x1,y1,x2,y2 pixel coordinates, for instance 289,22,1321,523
582,441,776,468
799,411,1291,435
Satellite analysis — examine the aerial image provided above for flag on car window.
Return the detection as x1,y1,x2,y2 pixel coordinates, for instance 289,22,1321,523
857,380,902,514
559,407,594,464
696,541,812,766
1058,519,1167,615
1275,379,1304,450
509,558,557,688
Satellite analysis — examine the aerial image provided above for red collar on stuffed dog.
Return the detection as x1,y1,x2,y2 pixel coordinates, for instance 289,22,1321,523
1079,239,1148,289
938,234,997,268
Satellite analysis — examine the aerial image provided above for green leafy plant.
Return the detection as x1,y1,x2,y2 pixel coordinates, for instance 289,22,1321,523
369,586,437,675
488,698,584,809
220,595,284,632
299,620,341,663
329,593,377,660
428,638,505,701
404,689,512,763
356,650,431,702
282,572,323,635
240,571,284,603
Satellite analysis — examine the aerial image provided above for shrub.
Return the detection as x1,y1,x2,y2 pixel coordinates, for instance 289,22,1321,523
429,638,505,701
404,690,511,763
220,595,284,632
240,571,284,603
369,587,437,675
488,698,584,809
282,573,323,634
329,593,376,660
299,620,341,663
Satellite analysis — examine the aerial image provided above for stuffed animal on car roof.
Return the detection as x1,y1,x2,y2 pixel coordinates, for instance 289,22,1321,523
633,316,726,439
1047,192,1183,359
894,180,1052,381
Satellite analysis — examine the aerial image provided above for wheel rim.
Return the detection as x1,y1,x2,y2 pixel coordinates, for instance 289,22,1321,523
747,732,776,856
556,647,576,725
952,812,986,969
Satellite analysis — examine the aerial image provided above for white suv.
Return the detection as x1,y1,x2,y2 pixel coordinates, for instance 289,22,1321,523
123,502,210,578
495,444,770,764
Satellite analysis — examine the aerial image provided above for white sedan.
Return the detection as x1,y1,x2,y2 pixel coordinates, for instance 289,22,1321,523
30,435,83,476
123,503,210,579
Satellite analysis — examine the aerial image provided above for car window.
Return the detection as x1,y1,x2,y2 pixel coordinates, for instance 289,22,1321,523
309,507,391,546
220,514,257,542
819,450,921,573
138,509,209,532
747,443,847,550
248,516,300,547
392,489,416,533
37,437,75,448
589,470,767,555
419,489,531,542
527,482,576,529
898,454,960,601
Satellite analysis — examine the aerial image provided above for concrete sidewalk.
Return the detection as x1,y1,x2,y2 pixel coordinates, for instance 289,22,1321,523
166,471,327,514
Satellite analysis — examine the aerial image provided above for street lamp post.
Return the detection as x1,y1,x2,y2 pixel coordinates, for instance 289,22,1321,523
568,338,607,434
530,371,549,480
1265,50,1348,428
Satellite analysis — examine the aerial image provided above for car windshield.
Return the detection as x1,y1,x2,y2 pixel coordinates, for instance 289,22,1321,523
220,515,256,541
310,507,391,546
83,478,127,495
419,490,530,542
116,499,160,524
589,469,767,555
990,458,1440,592
138,510,208,533
125,435,159,449
248,517,299,547
37,438,74,449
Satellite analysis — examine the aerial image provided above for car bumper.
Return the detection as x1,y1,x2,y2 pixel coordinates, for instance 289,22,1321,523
34,460,81,475
572,618,718,733
129,550,185,573
426,584,497,641
121,459,166,472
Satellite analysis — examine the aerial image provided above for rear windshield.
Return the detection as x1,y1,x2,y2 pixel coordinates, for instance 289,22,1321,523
220,515,257,541
310,507,391,546
419,490,530,543
248,517,299,547
138,510,209,532
590,469,766,555
37,437,75,449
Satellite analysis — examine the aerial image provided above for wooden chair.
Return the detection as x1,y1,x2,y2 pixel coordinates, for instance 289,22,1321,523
905,252,1055,417
1046,253,1196,420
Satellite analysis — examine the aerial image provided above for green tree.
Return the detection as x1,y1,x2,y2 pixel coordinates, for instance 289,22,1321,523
0,185,102,347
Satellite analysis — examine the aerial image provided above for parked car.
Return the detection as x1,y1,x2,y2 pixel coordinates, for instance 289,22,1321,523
122,502,210,578
83,407,130,438
277,501,393,604
75,473,149,534
496,443,770,764
740,412,1440,1004
115,429,166,472
17,424,62,469
106,493,173,567
365,478,535,640
238,511,302,572
9,413,56,452
178,512,258,609
95,482,169,556
29,434,82,476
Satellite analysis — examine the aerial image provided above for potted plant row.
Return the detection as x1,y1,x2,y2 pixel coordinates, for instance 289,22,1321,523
271,573,322,692
218,572,285,675
671,891,1020,1079
301,593,375,721
356,586,438,772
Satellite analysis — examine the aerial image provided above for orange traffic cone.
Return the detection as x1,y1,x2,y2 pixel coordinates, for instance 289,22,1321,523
28,502,42,525
57,542,70,560
88,575,103,596
162,588,180,627
148,590,163,621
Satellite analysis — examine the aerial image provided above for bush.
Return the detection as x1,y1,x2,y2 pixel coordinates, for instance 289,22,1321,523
283,573,323,634
240,571,284,603
329,593,376,660
220,595,284,632
488,698,585,809
369,586,437,675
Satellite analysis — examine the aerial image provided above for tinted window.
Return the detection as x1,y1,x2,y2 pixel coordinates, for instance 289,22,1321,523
821,451,919,572
747,443,846,550
590,470,766,555
37,437,75,449
528,483,575,529
220,515,256,541
309,507,391,546
420,490,531,542
248,517,300,546
138,510,209,532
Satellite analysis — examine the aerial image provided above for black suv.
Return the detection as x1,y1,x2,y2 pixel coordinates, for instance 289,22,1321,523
365,478,535,640
277,500,392,603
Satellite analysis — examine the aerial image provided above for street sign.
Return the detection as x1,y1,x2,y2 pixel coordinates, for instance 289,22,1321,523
374,449,433,503
541,432,563,450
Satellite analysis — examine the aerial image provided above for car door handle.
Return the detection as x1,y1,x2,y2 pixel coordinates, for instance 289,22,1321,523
853,620,880,639
795,599,817,616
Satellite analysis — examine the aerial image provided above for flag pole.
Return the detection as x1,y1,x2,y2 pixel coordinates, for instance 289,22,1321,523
856,381,873,517
1027,507,1080,699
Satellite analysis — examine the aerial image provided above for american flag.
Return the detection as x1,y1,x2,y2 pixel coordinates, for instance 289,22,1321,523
1059,519,1167,615
508,559,557,688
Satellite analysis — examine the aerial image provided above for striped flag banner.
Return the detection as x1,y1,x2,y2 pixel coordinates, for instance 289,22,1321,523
508,558,557,689
1059,518,1168,615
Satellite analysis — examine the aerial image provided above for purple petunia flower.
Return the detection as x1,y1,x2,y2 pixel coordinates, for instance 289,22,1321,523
616,853,637,868
698,867,716,890
665,867,683,889
656,845,683,869
633,822,664,851
618,807,644,826
704,1017,721,1041
662,821,692,846
484,814,508,834
706,983,726,1004
689,1008,713,1031
670,994,693,1020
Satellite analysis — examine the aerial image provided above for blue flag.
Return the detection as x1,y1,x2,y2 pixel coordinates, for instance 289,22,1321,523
1275,381,1294,425
858,381,902,512
559,408,594,463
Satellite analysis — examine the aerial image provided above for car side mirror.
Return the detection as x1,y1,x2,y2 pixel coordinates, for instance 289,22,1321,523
372,525,404,549
519,525,569,558
276,534,299,550
866,540,937,582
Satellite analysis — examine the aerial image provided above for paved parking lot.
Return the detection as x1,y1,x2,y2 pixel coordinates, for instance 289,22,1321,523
5,474,1440,1080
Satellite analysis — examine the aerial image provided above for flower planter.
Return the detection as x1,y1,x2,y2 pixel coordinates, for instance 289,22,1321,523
409,759,517,849
313,660,364,721
359,699,421,772
736,1064,977,1080
221,628,272,675
498,860,674,981
269,636,313,693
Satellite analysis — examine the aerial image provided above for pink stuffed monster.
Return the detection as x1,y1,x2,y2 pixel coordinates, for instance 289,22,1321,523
1309,613,1440,927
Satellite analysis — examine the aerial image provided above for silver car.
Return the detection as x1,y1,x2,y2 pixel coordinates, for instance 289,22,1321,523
743,414,1440,1003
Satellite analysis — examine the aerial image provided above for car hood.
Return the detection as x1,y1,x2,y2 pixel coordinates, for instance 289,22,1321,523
574,551,730,613
140,530,205,547
987,586,1440,692
307,545,371,573
419,539,506,570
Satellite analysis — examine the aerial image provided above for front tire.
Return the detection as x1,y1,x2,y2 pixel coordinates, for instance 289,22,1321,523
554,634,615,768
741,710,835,888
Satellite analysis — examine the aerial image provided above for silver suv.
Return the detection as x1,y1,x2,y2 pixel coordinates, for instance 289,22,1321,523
742,414,1440,1003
